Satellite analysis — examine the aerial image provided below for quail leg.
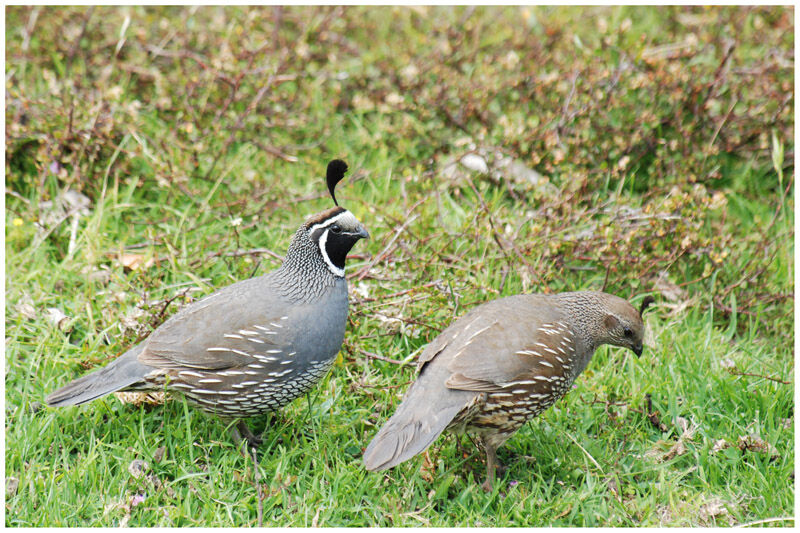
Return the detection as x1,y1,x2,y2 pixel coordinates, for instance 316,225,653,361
481,441,499,492
231,420,263,450
481,434,511,492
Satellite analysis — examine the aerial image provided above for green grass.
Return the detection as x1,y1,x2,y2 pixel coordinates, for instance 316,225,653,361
5,5,794,526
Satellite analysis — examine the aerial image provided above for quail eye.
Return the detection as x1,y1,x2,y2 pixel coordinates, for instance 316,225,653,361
330,224,342,234
623,327,633,338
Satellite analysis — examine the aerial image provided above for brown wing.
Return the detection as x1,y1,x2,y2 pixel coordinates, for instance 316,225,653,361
363,294,574,472
442,294,576,393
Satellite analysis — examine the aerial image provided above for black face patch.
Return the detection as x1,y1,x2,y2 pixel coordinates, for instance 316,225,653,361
323,230,361,270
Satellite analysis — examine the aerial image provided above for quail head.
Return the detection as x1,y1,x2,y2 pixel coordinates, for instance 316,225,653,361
363,291,653,491
47,160,369,448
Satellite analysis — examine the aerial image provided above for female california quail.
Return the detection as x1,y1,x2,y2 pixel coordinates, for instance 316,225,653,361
46,160,369,447
363,291,654,491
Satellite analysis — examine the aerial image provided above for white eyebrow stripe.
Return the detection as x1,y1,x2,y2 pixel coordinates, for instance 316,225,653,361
307,210,357,233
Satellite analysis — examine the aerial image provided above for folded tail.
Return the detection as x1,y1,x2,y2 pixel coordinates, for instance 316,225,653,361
46,344,152,407
363,364,476,472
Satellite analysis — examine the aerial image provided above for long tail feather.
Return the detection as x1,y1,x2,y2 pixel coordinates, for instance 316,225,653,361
46,345,152,407
363,364,476,472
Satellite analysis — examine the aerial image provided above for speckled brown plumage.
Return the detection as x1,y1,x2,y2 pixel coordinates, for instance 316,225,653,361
363,291,652,491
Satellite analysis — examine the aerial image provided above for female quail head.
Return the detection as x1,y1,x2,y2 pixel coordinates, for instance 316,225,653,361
46,159,369,448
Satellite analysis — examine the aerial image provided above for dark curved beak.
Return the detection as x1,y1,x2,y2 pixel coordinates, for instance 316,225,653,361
354,225,370,240
633,343,643,357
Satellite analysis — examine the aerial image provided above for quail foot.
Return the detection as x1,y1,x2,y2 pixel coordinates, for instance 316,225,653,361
363,292,653,491
47,160,369,449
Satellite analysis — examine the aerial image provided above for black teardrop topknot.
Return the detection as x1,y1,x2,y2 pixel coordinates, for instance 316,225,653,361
326,159,348,206
639,295,655,316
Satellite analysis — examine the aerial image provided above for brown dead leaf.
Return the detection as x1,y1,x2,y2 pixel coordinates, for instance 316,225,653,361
654,271,688,302
128,459,150,479
119,307,147,334
118,253,156,271
45,307,70,331
152,446,166,464
420,449,435,483
311,505,325,527
87,268,112,284
605,477,620,501
14,294,36,320
555,504,572,519
711,439,731,454
115,391,166,406
675,416,690,433
660,295,700,317
698,497,732,525
738,434,779,459
646,417,698,462
6,477,20,498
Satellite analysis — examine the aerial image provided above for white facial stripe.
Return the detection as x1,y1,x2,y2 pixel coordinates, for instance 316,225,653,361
317,229,346,277
308,210,359,234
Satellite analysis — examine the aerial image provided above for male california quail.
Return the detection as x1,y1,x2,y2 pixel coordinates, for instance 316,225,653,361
46,160,369,447
363,291,654,491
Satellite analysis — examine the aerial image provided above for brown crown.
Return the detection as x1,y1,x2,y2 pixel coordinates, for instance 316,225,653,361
303,206,346,228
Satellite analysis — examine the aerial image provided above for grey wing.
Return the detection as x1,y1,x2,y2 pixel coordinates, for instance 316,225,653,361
138,276,293,371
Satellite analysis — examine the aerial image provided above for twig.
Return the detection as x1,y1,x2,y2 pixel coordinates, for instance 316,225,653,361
558,427,603,473
66,7,94,69
726,369,791,385
354,199,425,281
706,96,739,153
21,7,40,52
464,175,543,288
190,247,285,268
644,393,668,432
359,381,413,390
735,517,794,528
358,349,408,366
355,281,440,303
713,299,758,317
251,140,299,162
204,83,271,180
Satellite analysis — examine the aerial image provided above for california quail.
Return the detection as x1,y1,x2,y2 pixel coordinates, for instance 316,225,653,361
46,160,369,447
363,291,654,491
